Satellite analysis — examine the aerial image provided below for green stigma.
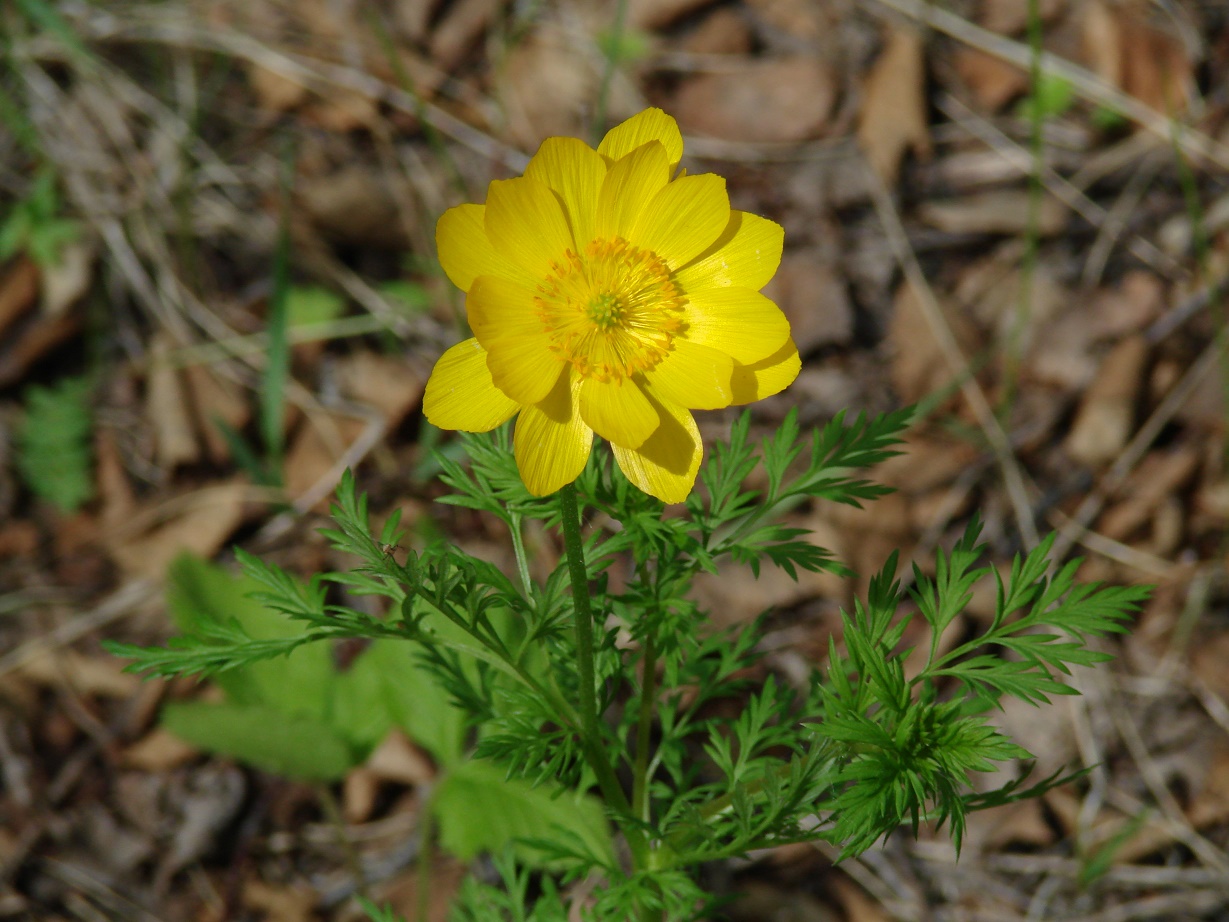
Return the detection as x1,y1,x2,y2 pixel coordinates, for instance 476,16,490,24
586,292,623,330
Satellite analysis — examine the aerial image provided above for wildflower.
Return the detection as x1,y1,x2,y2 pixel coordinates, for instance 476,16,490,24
424,108,798,503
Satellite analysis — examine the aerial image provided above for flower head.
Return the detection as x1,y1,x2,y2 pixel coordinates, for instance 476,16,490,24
424,108,798,503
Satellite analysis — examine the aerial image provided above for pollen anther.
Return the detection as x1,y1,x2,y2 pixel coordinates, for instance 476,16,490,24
534,237,685,382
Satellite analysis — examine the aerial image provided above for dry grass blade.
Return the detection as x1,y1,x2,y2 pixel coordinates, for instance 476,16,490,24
864,160,1041,549
1109,701,1229,879
0,581,156,679
72,5,530,174
936,94,1180,279
1051,333,1226,562
870,0,1229,172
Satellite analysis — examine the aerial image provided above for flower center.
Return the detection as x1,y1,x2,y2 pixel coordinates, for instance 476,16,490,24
535,237,685,382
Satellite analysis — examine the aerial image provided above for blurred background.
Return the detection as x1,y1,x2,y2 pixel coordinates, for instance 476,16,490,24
1,0,1228,918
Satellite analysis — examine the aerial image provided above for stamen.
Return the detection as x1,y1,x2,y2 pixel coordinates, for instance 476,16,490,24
534,237,686,382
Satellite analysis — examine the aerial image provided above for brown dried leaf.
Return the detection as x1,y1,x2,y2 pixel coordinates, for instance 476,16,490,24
1098,447,1200,541
299,166,412,249
1192,631,1229,699
1190,748,1229,829
762,250,853,353
978,0,1066,35
1065,334,1149,466
682,8,753,54
954,47,1028,111
0,299,80,388
17,650,141,699
830,876,892,922
381,857,467,921
109,481,251,579
675,56,836,143
122,728,200,772
431,0,505,71
337,352,426,429
241,879,317,922
857,26,932,184
157,767,247,888
0,257,39,338
246,63,310,114
182,364,250,465
692,556,836,630
1027,271,1161,389
395,0,442,43
283,412,370,508
499,23,595,149
919,191,1069,236
887,283,980,404
1083,0,1196,113
743,0,829,41
365,729,436,786
39,241,94,318
304,88,380,133
0,518,38,559
630,0,716,30
876,433,980,494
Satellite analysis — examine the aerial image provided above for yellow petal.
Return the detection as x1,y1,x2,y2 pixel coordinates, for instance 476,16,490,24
578,376,659,449
485,176,574,278
731,339,801,405
467,275,564,405
423,338,520,431
598,108,684,171
593,141,670,242
675,211,784,293
524,137,607,251
682,287,791,364
612,395,701,504
642,339,733,410
630,174,729,270
514,370,593,496
436,204,533,293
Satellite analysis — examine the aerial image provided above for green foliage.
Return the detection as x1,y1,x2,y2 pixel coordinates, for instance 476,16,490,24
161,702,357,782
814,517,1143,858
377,279,432,315
137,553,464,781
447,852,569,922
110,410,1149,919
16,375,94,512
111,514,611,870
11,0,91,64
595,26,652,67
1016,72,1075,121
0,169,81,268
1077,808,1150,889
286,284,346,328
434,759,612,868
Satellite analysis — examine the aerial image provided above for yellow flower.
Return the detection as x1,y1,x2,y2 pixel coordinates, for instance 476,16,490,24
423,108,799,503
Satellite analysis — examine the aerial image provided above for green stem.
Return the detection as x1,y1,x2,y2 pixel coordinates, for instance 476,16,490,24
509,512,534,600
557,483,645,863
631,634,658,825
632,633,665,922
591,0,628,142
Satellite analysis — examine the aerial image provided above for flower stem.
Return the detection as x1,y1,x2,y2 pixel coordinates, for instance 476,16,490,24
633,632,665,922
557,482,645,863
631,633,658,825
